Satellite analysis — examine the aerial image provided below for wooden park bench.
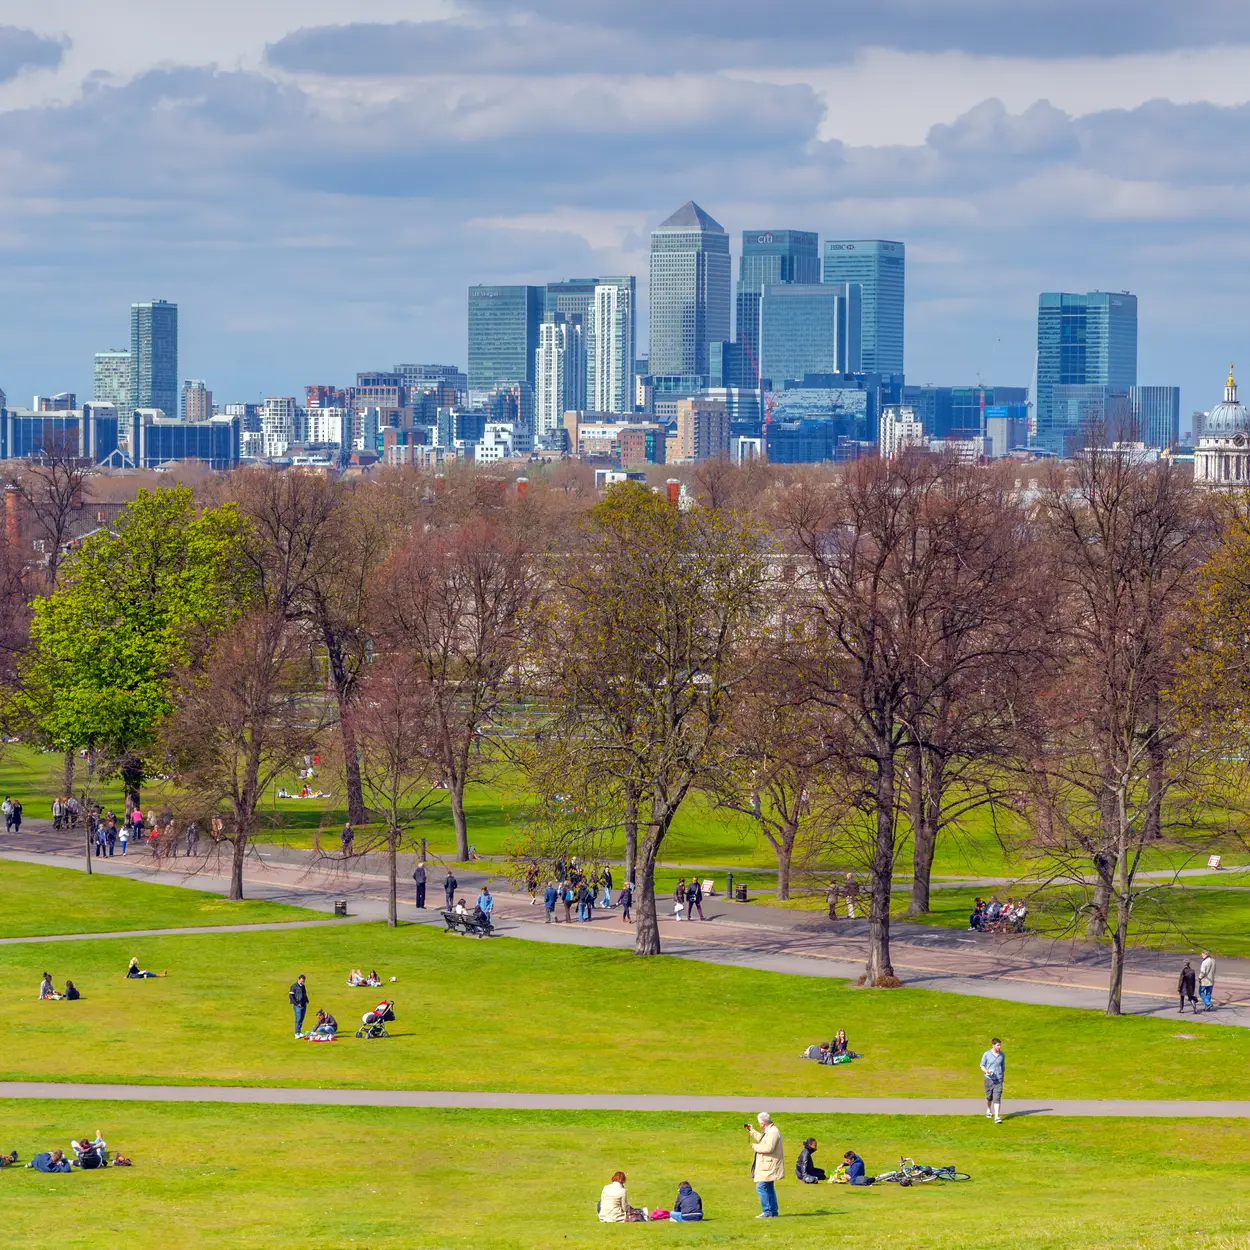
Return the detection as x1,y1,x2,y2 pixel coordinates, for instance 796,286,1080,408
442,910,494,938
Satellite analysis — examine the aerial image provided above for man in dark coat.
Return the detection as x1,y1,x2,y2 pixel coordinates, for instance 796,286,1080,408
413,862,427,909
795,1138,827,1183
443,871,457,911
1178,961,1199,1013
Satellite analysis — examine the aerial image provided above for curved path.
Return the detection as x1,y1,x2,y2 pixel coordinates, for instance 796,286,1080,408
0,1082,1247,1118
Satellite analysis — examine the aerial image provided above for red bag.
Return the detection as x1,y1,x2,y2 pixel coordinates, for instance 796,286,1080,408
649,1209,670,1220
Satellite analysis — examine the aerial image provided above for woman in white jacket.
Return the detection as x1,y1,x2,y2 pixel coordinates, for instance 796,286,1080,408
599,1171,645,1222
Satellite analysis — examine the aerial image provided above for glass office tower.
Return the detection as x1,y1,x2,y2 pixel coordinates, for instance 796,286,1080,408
1129,385,1181,448
1034,291,1137,454
759,284,860,388
130,300,178,418
736,230,820,385
467,285,545,400
822,240,905,376
648,201,731,378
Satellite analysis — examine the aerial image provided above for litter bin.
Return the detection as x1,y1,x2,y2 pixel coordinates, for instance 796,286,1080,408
735,884,748,902
333,900,348,917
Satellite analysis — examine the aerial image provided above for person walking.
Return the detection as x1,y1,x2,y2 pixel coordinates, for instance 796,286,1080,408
52,796,63,831
600,865,614,909
674,878,686,922
687,877,705,921
118,822,128,856
340,823,354,856
105,820,117,857
561,880,573,924
980,1037,1006,1124
843,873,858,919
10,798,22,834
1198,951,1217,1011
185,823,199,857
1178,961,1199,1013
2,795,13,833
543,881,557,923
413,862,427,910
443,870,457,912
93,823,105,857
825,880,840,920
476,885,494,924
747,1112,784,1218
618,881,633,924
289,974,309,1038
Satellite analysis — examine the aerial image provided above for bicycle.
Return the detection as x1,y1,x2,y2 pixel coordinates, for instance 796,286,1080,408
875,1158,971,1185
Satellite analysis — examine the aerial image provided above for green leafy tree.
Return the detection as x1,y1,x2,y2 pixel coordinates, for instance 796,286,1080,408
21,486,249,803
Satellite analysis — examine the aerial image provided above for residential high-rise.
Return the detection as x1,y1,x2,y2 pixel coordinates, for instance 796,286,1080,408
93,350,131,410
1034,291,1137,454
467,285,545,401
181,380,212,422
648,202,731,379
674,397,729,461
587,279,635,414
261,396,297,458
736,230,820,385
1129,385,1180,449
822,241,905,376
130,300,178,418
535,318,571,440
879,405,925,459
759,284,861,388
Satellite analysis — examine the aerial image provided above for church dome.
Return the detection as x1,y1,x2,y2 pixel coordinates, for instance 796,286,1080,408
1205,368,1250,434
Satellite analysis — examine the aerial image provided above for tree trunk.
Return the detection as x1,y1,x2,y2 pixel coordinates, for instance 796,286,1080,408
1087,852,1113,938
62,750,74,795
1106,889,1129,1015
906,741,932,915
84,822,92,875
776,822,797,901
230,834,248,900
449,772,469,861
340,707,367,827
387,830,398,928
623,783,639,886
121,754,143,814
633,829,663,956
865,749,896,984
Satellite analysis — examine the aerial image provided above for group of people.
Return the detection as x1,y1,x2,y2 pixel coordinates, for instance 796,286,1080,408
450,887,495,927
14,1130,131,1173
1,794,23,833
673,877,706,921
50,795,82,830
969,896,1028,933
796,1139,871,1186
825,874,861,919
287,973,339,1040
346,969,383,987
38,972,80,1000
799,1028,857,1064
598,1173,703,1223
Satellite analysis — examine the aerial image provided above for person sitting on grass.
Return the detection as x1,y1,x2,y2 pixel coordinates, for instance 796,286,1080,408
795,1138,827,1183
598,1171,647,1223
126,958,166,979
310,1009,338,1038
834,1150,873,1186
64,980,80,1000
28,1149,71,1173
800,1041,833,1063
367,970,382,986
39,972,62,1000
671,1180,703,1222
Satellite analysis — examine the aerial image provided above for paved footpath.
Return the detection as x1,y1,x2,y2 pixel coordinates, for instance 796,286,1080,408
6,829,1250,1026
1,1081,1247,1118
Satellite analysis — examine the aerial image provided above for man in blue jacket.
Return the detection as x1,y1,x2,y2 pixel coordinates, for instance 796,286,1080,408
543,882,558,924
671,1180,703,1221
841,1150,872,1185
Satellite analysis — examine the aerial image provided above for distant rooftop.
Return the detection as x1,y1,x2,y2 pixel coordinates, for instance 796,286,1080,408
654,200,724,233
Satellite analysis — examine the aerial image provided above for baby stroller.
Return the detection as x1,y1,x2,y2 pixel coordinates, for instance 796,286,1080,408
356,1000,395,1039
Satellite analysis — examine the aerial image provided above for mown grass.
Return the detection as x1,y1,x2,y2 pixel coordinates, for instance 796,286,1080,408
0,859,321,937
2,920,1246,1098
1,1103,1249,1249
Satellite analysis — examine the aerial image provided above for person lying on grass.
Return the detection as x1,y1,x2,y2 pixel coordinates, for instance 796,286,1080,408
800,1042,833,1063
28,1149,71,1173
347,969,367,986
126,958,166,979
71,1133,107,1168
0,1150,18,1169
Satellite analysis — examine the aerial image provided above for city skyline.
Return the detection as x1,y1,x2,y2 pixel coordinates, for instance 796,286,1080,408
3,6,1250,417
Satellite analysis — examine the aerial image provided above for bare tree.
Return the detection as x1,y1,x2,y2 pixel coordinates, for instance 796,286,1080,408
7,433,90,592
1028,449,1207,1014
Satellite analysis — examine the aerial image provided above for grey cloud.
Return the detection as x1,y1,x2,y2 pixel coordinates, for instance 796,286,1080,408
0,26,68,83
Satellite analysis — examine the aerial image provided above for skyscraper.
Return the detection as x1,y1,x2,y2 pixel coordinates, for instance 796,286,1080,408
181,380,212,422
648,202,730,379
93,349,131,410
130,300,178,418
587,279,635,414
736,230,819,385
759,284,860,388
1129,385,1180,449
535,318,570,439
467,285,545,400
1034,292,1138,454
822,241,905,376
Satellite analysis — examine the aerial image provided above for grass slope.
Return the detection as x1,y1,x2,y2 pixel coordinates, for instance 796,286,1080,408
0,860,320,937
1,1104,1249,1249
2,921,1246,1098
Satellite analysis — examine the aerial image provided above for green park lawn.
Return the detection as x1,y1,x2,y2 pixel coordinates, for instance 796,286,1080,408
0,1103,1248,1249
0,859,321,937
2,919,1248,1099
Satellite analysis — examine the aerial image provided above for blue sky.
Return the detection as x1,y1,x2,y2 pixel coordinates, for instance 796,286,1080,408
0,1,1248,422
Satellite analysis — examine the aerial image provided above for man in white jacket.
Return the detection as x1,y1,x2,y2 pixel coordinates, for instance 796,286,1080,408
748,1112,784,1218
1198,951,1217,1011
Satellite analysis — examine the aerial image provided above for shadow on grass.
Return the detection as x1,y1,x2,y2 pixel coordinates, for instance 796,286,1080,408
1002,1108,1052,1120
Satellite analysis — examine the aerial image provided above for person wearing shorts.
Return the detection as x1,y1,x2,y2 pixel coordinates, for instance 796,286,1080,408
980,1037,1005,1124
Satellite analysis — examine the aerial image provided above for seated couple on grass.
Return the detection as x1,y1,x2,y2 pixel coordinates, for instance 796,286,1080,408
39,973,80,1001
303,1009,338,1040
797,1141,871,1186
346,969,382,987
598,1172,703,1223
800,1029,859,1064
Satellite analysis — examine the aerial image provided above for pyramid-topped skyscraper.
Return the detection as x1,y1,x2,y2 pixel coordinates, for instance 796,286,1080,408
648,201,730,379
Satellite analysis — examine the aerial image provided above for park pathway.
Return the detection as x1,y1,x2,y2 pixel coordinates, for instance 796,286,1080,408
6,829,1250,1026
1,1081,1248,1118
